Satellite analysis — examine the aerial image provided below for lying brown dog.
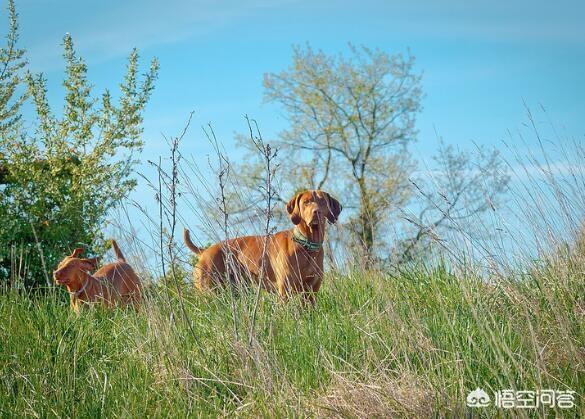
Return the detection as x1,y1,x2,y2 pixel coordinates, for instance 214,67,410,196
53,240,141,312
184,189,342,303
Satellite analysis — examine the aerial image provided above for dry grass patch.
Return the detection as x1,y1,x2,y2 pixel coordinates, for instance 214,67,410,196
313,370,437,418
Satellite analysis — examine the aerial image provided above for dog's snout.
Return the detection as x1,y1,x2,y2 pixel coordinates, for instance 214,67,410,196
53,268,67,283
309,208,323,225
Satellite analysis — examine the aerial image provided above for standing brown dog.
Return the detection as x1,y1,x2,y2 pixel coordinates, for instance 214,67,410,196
53,240,141,312
183,190,342,303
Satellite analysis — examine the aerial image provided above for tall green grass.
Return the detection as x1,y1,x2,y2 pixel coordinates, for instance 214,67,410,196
1,258,582,417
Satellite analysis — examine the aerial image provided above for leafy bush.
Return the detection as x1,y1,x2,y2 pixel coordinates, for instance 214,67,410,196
0,2,158,287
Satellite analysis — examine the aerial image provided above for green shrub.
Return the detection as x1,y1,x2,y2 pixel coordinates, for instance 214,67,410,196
0,3,158,287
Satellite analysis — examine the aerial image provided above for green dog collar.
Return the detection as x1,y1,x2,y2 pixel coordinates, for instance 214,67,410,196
292,228,323,252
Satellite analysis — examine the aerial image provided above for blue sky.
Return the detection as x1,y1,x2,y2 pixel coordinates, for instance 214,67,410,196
5,0,585,258
13,0,585,155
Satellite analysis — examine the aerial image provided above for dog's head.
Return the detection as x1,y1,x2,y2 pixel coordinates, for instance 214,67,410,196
286,190,342,228
53,248,98,289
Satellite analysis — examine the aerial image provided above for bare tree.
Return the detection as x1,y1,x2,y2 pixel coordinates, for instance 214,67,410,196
395,141,510,264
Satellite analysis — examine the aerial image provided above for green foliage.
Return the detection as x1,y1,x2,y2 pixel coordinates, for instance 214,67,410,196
0,264,582,417
0,0,26,141
0,20,158,287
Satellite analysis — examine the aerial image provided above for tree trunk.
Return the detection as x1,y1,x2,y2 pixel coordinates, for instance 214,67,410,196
357,177,375,259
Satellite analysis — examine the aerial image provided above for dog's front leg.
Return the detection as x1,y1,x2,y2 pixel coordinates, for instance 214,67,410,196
277,279,290,302
70,297,80,314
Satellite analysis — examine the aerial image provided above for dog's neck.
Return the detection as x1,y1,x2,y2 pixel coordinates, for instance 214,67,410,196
67,270,96,299
294,221,325,250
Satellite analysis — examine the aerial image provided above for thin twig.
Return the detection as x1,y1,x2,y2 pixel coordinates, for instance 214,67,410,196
246,116,279,345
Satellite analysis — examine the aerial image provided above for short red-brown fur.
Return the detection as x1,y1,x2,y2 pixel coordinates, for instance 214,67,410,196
53,240,141,312
183,190,342,304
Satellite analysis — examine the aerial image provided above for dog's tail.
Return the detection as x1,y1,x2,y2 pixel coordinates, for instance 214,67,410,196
183,229,203,254
110,239,126,262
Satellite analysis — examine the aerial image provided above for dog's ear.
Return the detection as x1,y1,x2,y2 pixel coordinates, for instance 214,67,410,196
79,257,99,271
286,192,303,225
70,247,84,258
325,193,342,224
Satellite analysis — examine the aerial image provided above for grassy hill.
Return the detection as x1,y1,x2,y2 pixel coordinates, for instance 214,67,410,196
1,259,582,417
